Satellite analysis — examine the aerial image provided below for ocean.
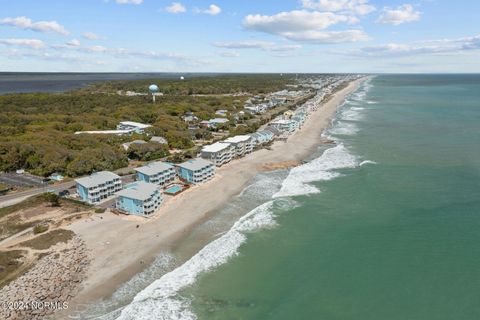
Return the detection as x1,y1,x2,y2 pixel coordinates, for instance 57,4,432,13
82,75,480,320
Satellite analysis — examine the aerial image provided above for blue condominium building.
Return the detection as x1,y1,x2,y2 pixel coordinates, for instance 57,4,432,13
177,158,215,184
75,171,122,204
115,181,162,216
135,161,176,187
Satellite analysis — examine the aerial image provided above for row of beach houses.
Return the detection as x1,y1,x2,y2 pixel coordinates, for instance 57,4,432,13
199,96,321,168
75,157,215,216
74,93,323,217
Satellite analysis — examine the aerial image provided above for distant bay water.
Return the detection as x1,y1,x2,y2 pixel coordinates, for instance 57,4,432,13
0,72,221,94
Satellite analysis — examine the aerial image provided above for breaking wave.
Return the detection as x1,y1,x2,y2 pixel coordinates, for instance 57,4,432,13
116,199,295,320
273,144,358,198
328,121,360,136
360,160,377,166
112,77,376,320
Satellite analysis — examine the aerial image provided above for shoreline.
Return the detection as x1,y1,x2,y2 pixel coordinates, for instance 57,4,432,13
59,78,366,318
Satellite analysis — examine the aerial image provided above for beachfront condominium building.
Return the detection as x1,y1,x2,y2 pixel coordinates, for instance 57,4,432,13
264,126,282,137
177,158,215,184
223,135,254,157
76,171,122,204
270,119,299,133
135,161,176,187
115,181,162,216
116,121,152,134
249,130,274,147
201,142,235,167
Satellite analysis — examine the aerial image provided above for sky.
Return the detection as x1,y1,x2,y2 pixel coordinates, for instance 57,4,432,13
0,0,479,73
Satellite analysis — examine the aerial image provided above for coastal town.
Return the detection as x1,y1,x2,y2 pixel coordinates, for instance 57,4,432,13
1,74,360,217
0,74,364,320
70,74,359,216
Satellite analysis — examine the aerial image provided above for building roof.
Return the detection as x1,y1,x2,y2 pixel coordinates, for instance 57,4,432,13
259,130,274,137
264,126,282,136
76,171,120,188
224,135,251,144
135,161,174,176
209,118,229,124
202,142,231,153
74,130,132,135
117,181,158,201
177,158,213,171
119,121,152,129
150,136,168,144
271,119,294,125
122,140,147,150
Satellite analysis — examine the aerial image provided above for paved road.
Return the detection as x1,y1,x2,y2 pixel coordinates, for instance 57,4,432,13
0,180,76,207
0,173,136,208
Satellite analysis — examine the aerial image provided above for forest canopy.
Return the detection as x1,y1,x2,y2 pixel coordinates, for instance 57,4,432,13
0,74,293,177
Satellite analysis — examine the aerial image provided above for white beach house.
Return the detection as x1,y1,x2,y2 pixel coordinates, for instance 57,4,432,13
177,158,215,184
270,119,299,133
201,142,235,167
76,171,122,204
116,181,162,216
116,121,152,134
135,161,176,187
223,135,254,157
249,130,274,147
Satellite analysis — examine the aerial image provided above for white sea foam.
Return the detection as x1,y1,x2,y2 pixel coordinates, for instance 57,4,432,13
116,200,291,320
113,79,374,320
360,160,377,166
340,109,363,121
116,145,359,319
273,144,358,198
328,121,359,136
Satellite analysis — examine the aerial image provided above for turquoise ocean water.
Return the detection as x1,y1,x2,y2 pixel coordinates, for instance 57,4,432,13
92,75,480,320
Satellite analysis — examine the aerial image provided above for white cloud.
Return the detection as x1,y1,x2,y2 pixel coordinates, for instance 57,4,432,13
243,10,366,44
219,51,240,57
66,39,81,47
0,16,69,35
116,0,143,4
0,38,45,49
282,29,369,43
376,4,421,26
301,0,375,15
3,49,82,62
244,11,357,34
213,40,302,52
86,45,108,53
198,4,221,15
82,32,101,40
340,34,480,57
166,2,186,14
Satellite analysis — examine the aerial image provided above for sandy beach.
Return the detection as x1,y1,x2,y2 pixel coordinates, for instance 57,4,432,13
60,78,365,317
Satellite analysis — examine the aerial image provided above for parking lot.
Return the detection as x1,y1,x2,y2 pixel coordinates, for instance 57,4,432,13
0,172,45,188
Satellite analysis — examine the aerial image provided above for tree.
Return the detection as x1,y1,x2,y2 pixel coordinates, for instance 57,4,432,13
43,192,60,207
127,142,169,161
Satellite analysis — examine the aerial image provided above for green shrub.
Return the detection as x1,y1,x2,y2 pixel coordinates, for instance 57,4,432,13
33,224,49,234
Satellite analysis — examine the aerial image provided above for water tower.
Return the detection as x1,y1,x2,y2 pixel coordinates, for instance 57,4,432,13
149,84,159,103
